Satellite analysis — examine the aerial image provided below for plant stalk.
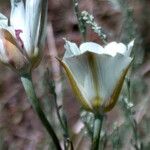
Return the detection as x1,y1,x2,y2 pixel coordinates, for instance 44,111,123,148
91,114,103,150
20,73,62,150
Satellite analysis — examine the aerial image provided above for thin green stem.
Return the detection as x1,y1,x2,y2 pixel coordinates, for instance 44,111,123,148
53,91,74,150
20,73,62,150
48,76,74,150
53,91,66,133
91,114,103,150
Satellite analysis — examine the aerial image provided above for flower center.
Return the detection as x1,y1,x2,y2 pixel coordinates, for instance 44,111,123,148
15,29,24,49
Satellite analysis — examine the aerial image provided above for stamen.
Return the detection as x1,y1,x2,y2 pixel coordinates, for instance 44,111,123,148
15,29,24,49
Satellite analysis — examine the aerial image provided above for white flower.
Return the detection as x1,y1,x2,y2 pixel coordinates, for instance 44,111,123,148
0,0,47,74
60,40,134,113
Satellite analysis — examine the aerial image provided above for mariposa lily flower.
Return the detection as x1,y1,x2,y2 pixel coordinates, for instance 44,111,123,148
60,40,134,113
0,0,47,74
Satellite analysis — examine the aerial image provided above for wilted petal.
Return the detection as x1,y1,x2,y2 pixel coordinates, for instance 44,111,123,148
0,29,29,73
64,40,80,58
79,42,104,54
0,29,25,53
104,42,127,56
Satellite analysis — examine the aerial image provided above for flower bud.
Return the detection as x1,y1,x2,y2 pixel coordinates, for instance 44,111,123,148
0,29,29,74
0,0,47,74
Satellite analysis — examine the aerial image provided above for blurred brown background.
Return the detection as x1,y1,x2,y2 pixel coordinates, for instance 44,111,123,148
0,0,150,149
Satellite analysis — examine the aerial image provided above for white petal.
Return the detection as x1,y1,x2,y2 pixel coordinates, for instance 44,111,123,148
0,39,5,55
96,54,132,101
104,42,127,56
125,39,135,56
0,13,16,37
25,0,42,54
63,53,96,107
10,0,25,31
10,0,27,52
0,39,8,63
64,40,80,58
35,0,48,49
0,13,8,27
79,42,104,54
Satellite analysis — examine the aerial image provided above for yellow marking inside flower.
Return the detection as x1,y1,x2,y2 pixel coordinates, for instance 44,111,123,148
87,52,102,109
91,96,101,112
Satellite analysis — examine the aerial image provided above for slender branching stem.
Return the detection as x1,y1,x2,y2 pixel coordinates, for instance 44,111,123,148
20,73,62,150
91,114,103,150
54,95,74,150
48,76,74,150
